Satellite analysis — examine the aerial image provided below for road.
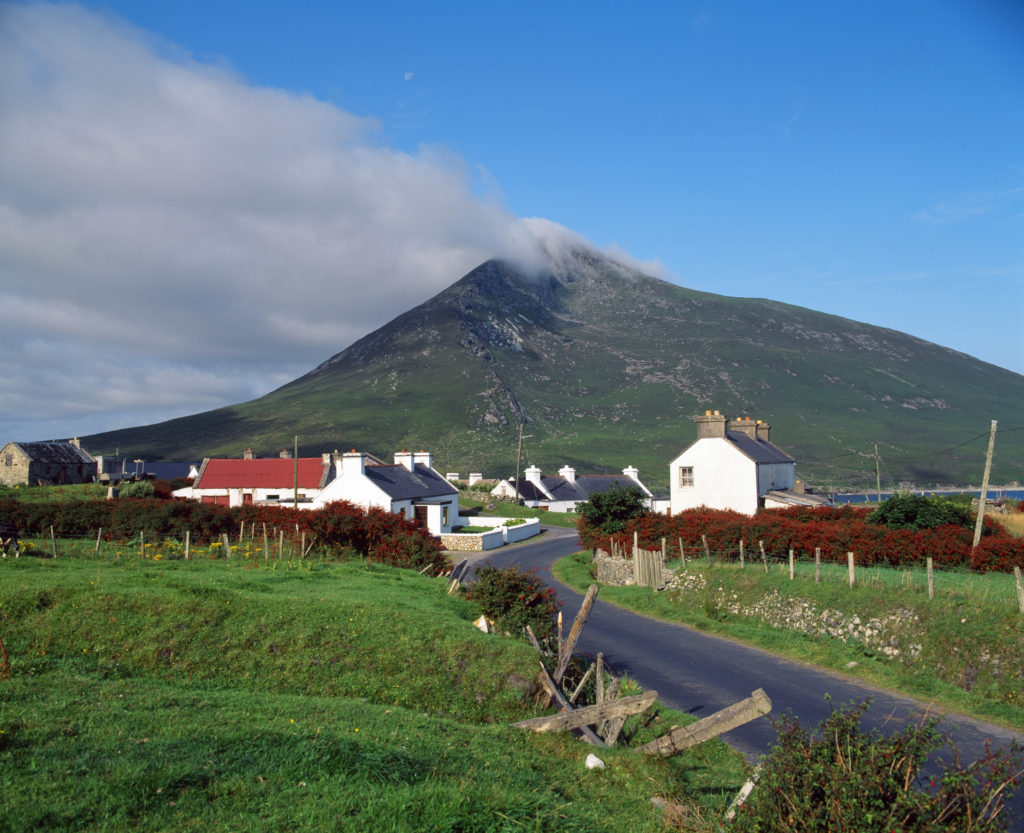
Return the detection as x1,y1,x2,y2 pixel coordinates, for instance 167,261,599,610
470,525,1024,830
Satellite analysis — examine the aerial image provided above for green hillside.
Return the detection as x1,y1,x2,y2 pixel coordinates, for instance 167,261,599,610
83,250,1024,490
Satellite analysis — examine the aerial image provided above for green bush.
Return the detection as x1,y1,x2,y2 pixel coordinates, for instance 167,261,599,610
576,483,648,535
118,480,155,498
465,565,561,640
731,699,1023,832
867,493,973,531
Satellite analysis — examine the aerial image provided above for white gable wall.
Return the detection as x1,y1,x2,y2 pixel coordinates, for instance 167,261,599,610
311,471,393,513
669,438,759,515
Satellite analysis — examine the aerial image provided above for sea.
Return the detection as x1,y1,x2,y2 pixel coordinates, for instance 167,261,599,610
833,489,1024,504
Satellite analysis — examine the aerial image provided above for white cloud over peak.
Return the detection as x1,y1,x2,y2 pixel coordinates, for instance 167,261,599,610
0,3,621,441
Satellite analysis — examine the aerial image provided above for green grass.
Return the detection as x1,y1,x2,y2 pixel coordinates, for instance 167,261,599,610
554,551,1024,731
0,483,111,503
458,495,580,529
0,555,747,831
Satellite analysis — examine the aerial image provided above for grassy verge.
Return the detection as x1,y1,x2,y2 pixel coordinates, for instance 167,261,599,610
554,551,1024,732
0,555,746,831
458,494,580,528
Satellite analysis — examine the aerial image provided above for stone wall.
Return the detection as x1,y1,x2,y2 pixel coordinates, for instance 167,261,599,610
592,548,635,586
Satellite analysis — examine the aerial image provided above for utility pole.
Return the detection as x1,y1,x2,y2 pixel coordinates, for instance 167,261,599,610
874,444,881,502
512,423,532,505
972,420,997,549
293,435,299,510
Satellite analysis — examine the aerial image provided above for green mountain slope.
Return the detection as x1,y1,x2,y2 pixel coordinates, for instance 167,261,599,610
83,250,1024,490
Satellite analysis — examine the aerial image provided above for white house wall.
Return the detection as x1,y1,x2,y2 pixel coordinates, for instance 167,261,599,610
670,438,759,515
311,476,392,513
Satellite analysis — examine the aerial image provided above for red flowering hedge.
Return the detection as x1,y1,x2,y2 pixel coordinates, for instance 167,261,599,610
0,496,446,573
578,505,1024,573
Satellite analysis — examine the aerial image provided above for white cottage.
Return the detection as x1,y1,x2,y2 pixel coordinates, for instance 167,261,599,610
669,411,828,516
492,465,654,513
311,450,459,535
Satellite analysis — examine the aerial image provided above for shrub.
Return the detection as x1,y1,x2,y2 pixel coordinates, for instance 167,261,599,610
867,493,973,531
118,480,155,499
731,699,1023,832
576,483,649,536
465,565,561,640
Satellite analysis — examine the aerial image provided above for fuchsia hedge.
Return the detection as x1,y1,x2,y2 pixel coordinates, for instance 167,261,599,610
578,504,1024,573
0,495,446,573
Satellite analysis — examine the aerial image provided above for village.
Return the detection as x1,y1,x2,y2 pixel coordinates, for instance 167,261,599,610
2,410,831,551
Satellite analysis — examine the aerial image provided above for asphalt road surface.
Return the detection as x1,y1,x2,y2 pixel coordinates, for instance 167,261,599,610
470,525,1024,830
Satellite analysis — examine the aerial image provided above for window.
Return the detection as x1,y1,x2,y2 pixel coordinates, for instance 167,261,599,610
678,466,694,488
442,505,449,526
4,454,12,467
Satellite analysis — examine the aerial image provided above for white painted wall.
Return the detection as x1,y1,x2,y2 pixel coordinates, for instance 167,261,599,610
669,438,759,515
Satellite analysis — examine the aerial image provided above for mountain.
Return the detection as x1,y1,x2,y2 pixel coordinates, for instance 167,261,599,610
82,248,1024,490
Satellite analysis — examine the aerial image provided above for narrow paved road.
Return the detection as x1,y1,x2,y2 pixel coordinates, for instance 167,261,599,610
471,526,1024,830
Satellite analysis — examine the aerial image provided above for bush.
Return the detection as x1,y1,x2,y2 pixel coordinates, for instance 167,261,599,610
465,565,561,640
576,483,649,535
867,493,973,531
731,699,1023,832
118,480,154,499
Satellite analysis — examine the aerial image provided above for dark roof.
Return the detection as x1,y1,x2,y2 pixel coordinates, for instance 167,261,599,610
542,474,637,504
725,431,794,465
13,441,94,465
506,479,549,502
364,463,458,501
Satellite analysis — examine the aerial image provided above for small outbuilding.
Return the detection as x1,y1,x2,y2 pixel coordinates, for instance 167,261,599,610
1,438,96,487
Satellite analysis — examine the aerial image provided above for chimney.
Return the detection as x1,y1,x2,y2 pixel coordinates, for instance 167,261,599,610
622,465,640,481
558,465,576,483
244,447,254,460
730,416,758,439
755,419,771,442
279,448,291,459
412,450,433,470
695,410,728,439
468,472,482,485
321,453,331,465
70,437,81,448
394,450,415,471
524,465,543,485
340,450,365,476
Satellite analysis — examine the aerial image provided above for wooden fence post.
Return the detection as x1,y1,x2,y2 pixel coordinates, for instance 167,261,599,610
637,689,772,757
789,549,795,580
185,529,191,560
678,538,685,566
927,557,934,600
739,539,745,568
847,552,855,588
50,525,57,558
238,521,244,543
661,537,667,562
139,530,144,559
221,532,231,556
814,548,821,584
553,584,599,684
95,527,102,557
702,534,711,566
596,653,605,705
758,540,768,573
1014,567,1024,614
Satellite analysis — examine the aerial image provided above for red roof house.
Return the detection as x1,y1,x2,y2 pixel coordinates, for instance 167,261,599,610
175,454,335,506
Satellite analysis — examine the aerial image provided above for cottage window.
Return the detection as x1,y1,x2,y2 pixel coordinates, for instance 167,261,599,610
442,505,449,526
4,454,12,467
678,466,694,488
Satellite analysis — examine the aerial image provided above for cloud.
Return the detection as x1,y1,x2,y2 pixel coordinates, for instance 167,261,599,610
912,187,1024,225
0,3,590,440
404,71,414,81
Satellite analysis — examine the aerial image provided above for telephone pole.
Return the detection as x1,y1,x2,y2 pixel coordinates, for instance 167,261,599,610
293,435,299,510
972,420,997,549
874,444,881,503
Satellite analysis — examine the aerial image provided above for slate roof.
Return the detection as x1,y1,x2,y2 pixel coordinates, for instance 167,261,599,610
542,474,639,504
195,458,332,489
363,463,459,501
725,431,795,465
13,441,94,465
504,479,550,502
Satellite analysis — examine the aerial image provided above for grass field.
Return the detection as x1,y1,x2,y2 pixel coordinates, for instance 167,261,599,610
0,553,746,832
555,551,1024,731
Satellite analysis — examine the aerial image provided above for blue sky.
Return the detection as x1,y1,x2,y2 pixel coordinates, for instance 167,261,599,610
1,1,1021,442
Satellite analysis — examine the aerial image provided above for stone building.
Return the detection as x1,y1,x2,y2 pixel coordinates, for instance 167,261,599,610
0,438,97,487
